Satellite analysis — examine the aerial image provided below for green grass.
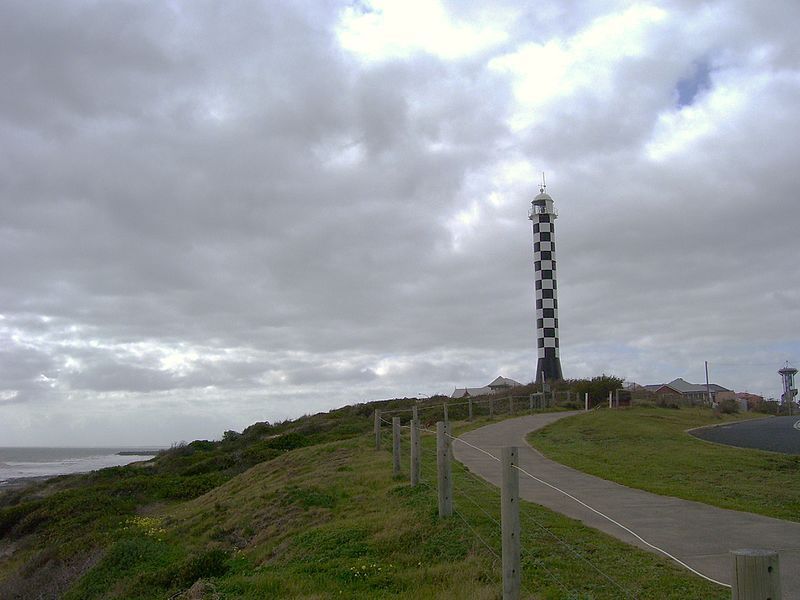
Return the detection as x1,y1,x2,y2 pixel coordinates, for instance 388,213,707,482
528,407,800,522
1,405,733,598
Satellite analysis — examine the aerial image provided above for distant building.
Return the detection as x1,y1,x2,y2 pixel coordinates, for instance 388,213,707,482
643,377,732,403
736,392,764,411
451,376,522,398
623,382,646,390
778,363,798,408
488,376,523,393
450,386,492,399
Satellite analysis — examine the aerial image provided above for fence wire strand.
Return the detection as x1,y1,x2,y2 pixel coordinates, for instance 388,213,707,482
409,423,580,597
375,411,731,596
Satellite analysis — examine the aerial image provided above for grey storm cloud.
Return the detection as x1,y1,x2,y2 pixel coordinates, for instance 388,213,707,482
1,0,799,445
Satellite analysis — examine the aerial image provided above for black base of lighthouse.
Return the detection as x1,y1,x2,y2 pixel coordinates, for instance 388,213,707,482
535,352,563,384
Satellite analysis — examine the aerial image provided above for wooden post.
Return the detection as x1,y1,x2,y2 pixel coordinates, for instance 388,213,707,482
585,392,589,411
501,447,521,600
410,416,420,486
392,417,401,477
731,549,781,600
608,391,612,409
508,396,514,415
374,409,381,450
489,397,494,419
443,402,448,424
412,405,418,424
436,421,453,518
468,397,473,421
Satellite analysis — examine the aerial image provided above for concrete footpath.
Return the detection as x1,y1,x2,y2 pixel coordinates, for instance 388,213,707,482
452,412,800,597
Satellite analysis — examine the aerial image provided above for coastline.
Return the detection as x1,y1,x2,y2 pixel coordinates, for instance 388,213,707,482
0,452,158,495
0,475,52,493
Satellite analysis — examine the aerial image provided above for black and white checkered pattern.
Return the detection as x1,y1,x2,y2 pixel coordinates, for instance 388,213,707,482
530,194,563,382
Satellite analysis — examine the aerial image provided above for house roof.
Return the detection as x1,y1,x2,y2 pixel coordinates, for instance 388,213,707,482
451,387,492,398
488,376,522,388
668,378,731,393
644,378,731,394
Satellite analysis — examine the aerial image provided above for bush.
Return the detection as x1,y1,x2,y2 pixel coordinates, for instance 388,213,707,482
265,432,309,451
0,501,42,537
655,396,681,409
172,548,230,587
188,440,216,452
568,374,624,406
717,398,740,414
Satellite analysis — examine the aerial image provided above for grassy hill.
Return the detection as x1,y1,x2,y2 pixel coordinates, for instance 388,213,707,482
529,406,800,522
1,397,729,598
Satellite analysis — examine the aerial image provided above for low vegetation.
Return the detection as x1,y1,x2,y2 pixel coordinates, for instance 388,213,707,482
0,398,734,598
529,406,800,522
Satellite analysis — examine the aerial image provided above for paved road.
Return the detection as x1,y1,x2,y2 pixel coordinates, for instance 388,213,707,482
691,415,800,454
453,412,800,597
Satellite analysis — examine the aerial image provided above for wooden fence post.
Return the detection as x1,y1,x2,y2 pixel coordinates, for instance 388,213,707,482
501,447,521,600
412,405,418,424
585,392,589,411
468,397,473,421
731,549,781,600
436,421,453,518
608,391,612,409
410,415,420,486
443,402,449,424
374,409,381,450
392,417,401,477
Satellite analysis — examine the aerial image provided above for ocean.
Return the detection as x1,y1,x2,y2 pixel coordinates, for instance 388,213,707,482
0,447,164,486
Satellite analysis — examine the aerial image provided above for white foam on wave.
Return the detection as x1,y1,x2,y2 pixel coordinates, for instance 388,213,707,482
0,453,154,483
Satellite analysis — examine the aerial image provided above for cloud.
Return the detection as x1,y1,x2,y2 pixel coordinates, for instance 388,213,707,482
1,0,799,445
337,0,512,62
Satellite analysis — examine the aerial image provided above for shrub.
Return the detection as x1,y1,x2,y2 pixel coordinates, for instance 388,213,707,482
718,398,740,414
172,549,230,587
655,396,681,409
188,440,216,452
568,374,624,405
265,432,309,451
0,501,42,537
222,430,241,442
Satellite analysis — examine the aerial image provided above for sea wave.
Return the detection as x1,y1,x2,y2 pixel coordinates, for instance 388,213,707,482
0,453,153,482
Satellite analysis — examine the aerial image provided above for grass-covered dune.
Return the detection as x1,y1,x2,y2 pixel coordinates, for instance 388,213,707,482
1,399,732,598
529,407,800,522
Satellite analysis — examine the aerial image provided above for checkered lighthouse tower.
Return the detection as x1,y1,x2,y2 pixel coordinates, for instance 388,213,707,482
530,179,563,383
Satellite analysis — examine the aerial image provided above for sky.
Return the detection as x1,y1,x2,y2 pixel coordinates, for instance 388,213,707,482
2,0,799,446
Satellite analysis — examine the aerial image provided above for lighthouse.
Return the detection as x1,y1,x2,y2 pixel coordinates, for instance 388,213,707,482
529,178,563,383
778,363,798,412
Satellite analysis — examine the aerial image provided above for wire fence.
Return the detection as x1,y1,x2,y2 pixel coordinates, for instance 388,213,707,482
374,398,760,599
378,408,645,599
